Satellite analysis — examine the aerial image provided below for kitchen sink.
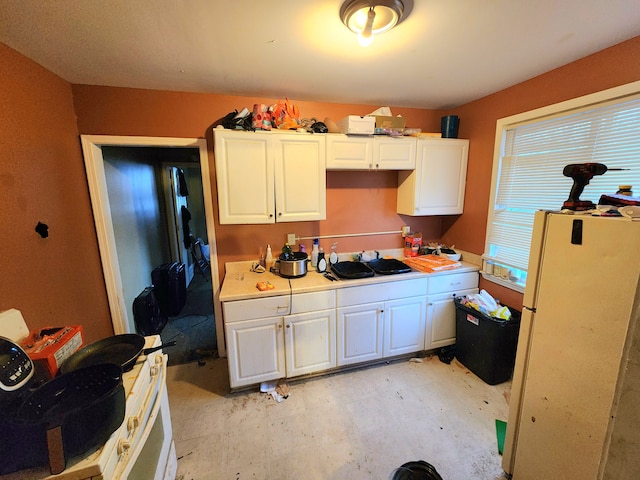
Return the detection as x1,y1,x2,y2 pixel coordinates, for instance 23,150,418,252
330,258,413,279
366,258,412,275
330,261,375,279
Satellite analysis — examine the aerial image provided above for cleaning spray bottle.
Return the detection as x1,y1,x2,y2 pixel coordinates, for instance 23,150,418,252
329,242,338,265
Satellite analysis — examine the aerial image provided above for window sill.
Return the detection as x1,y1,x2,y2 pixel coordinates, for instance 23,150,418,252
480,272,525,294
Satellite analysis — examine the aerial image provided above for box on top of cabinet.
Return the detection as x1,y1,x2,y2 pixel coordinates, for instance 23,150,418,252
371,115,406,129
338,115,375,135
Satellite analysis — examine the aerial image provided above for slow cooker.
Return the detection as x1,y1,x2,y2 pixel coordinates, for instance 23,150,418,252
274,252,308,278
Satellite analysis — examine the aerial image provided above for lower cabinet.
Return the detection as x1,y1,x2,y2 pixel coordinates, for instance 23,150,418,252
337,302,385,365
223,271,479,388
425,271,479,350
225,316,286,389
384,296,427,357
224,290,336,388
284,309,336,377
336,278,428,367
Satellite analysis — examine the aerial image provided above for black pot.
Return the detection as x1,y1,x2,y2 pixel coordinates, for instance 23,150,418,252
0,363,125,475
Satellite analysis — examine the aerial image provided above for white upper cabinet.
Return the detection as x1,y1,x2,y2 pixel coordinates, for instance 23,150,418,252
326,134,416,170
373,136,416,170
396,138,469,216
325,134,372,169
214,129,326,224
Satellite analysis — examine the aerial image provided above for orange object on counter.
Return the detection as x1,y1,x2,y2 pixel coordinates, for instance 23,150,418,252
404,254,461,273
20,325,84,379
256,281,275,291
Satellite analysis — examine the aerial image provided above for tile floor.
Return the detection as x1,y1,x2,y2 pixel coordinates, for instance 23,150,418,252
166,355,512,480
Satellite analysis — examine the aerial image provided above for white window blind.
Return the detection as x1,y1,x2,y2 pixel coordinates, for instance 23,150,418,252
485,94,640,289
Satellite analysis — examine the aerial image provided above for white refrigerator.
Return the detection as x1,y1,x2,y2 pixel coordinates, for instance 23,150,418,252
502,211,640,479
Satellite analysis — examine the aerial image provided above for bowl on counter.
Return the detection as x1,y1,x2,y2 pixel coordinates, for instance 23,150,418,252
440,248,461,261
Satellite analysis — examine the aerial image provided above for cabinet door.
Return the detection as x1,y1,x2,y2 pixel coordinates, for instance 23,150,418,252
284,309,336,377
373,136,416,170
273,134,326,222
214,130,275,224
225,316,285,388
337,302,384,365
397,138,469,215
325,134,373,169
426,288,478,350
383,296,426,357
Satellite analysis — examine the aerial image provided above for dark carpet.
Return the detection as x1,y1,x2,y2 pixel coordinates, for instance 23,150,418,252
160,270,218,366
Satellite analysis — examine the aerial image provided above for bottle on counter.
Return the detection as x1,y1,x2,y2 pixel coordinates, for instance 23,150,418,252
311,239,319,268
265,244,274,271
329,242,338,265
317,248,327,273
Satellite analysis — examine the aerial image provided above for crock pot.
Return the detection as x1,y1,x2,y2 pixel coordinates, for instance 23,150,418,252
274,252,308,278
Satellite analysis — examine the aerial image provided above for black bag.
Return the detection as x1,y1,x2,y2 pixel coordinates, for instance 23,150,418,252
151,262,186,317
133,287,167,335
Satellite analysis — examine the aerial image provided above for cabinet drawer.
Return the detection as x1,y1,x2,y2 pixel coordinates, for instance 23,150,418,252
223,295,290,323
290,290,336,314
337,278,427,307
223,290,336,322
427,272,478,295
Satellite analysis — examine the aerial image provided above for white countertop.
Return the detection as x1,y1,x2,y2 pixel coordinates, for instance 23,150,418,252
220,258,480,302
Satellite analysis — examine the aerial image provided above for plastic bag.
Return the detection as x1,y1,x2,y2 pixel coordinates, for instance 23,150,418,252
271,98,301,130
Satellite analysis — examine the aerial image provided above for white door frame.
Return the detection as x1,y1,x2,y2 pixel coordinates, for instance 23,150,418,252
80,135,226,356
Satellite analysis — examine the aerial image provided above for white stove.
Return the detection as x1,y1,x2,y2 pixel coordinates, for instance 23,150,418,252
0,310,176,480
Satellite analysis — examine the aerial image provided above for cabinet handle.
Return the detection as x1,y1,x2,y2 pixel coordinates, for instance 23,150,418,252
269,213,274,218
278,323,283,329
278,212,282,217
286,323,291,328
376,163,379,169
450,282,461,286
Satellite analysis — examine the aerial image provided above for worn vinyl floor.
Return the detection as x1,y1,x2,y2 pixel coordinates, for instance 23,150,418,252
166,355,512,480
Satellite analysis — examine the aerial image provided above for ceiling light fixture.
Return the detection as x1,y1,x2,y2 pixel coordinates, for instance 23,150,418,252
340,0,411,47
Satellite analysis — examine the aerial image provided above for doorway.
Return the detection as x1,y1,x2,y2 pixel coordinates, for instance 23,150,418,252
80,135,225,361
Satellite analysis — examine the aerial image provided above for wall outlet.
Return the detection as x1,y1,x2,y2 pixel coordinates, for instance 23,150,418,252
287,233,296,245
401,225,411,237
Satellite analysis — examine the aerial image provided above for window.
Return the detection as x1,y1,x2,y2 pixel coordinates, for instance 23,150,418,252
484,81,640,292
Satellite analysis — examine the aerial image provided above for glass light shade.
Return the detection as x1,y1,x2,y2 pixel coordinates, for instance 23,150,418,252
341,1,404,35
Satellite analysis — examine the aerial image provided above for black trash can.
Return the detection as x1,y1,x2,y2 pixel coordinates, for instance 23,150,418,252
454,297,521,385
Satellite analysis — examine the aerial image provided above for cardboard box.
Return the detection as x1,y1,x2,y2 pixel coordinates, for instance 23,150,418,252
338,115,375,135
20,325,84,379
371,115,406,129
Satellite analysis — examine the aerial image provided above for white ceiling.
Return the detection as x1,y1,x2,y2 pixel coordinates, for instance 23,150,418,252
1,0,639,109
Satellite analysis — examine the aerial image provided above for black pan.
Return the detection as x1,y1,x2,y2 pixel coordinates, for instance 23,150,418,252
59,334,176,374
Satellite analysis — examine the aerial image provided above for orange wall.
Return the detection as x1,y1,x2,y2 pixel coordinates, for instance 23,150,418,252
71,87,444,276
440,35,640,307
3,36,639,341
0,44,113,343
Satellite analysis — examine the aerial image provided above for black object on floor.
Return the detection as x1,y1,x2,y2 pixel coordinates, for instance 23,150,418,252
437,345,455,364
133,287,167,335
391,461,444,480
151,262,187,316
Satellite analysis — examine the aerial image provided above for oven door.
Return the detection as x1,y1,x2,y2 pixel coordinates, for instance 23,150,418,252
116,353,175,480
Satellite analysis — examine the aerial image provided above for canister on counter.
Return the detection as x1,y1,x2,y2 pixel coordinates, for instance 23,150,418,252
405,232,422,257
